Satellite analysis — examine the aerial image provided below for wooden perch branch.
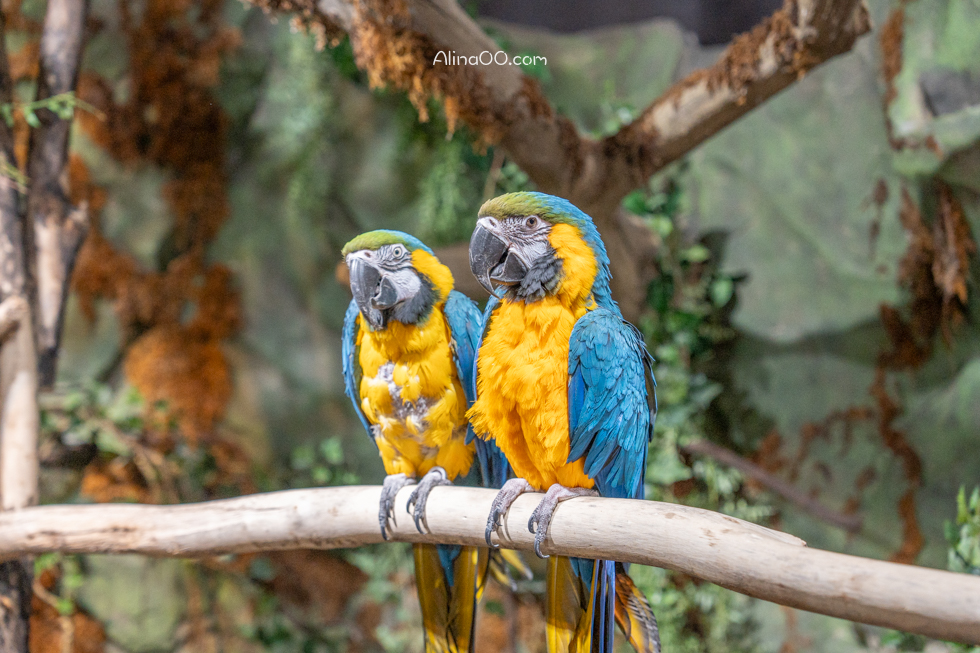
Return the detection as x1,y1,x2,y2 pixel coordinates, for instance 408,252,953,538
26,0,91,388
0,486,978,644
681,439,864,533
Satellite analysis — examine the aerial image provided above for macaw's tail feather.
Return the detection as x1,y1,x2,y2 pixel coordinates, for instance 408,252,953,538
484,548,534,594
546,556,615,653
414,543,481,653
614,564,661,653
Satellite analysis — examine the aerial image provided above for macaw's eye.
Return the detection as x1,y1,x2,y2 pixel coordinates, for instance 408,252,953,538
525,216,538,229
391,245,405,258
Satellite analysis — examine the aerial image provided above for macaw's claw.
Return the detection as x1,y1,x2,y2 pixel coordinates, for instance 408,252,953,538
406,466,452,534
527,484,599,559
379,473,415,540
485,478,534,548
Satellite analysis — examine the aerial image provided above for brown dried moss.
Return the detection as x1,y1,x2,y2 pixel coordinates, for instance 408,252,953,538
80,457,152,504
348,0,555,146
883,184,975,365
249,0,347,50
708,7,799,94
31,569,107,653
932,183,976,339
71,0,242,444
869,368,924,564
880,9,904,112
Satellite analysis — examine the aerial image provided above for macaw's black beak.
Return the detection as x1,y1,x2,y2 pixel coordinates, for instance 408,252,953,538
469,219,528,296
372,276,399,310
348,255,390,330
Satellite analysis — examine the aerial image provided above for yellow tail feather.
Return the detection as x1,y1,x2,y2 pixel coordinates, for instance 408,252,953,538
546,556,595,653
483,548,533,595
614,570,661,653
414,544,481,653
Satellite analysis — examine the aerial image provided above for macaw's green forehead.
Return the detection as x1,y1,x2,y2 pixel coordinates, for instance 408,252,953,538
341,230,433,257
478,192,594,232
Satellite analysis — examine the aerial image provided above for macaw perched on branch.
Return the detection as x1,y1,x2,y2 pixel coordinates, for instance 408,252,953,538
468,192,661,653
342,230,514,653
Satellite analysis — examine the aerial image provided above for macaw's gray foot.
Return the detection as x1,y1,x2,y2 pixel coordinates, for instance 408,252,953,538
379,473,415,540
485,478,535,548
527,484,599,559
406,466,452,533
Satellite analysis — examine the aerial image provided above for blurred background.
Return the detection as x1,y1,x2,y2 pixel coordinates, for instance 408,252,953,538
9,0,979,651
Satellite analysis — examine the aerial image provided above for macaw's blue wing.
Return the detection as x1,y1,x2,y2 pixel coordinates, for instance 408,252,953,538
446,291,508,489
563,308,661,653
342,299,375,440
444,291,482,404
567,307,656,501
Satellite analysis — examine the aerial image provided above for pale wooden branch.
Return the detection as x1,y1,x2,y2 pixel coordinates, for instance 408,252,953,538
26,0,91,388
0,486,978,644
681,439,864,533
0,296,38,513
603,0,872,193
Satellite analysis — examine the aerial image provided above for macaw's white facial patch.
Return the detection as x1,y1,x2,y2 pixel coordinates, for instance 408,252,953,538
346,245,435,329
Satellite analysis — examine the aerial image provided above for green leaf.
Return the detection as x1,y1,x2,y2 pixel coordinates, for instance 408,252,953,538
24,108,40,128
680,244,710,263
710,277,734,307
95,428,132,456
958,486,969,524
319,437,344,465
34,552,61,575
291,444,315,471
311,466,331,484
623,190,648,216
55,102,75,120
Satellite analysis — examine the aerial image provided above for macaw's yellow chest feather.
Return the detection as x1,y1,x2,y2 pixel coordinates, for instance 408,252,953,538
356,309,472,481
468,223,599,491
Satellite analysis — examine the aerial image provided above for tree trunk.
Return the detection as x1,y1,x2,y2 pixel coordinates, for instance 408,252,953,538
0,0,90,646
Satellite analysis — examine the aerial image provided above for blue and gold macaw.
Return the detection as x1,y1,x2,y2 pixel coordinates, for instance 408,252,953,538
467,193,661,653
341,230,511,653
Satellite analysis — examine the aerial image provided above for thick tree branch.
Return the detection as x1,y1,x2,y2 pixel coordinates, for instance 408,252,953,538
25,0,91,388
0,487,977,644
681,439,863,533
603,0,871,195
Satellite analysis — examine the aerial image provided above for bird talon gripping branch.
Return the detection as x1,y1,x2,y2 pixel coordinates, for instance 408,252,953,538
378,472,414,540
484,477,534,548
406,466,451,534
